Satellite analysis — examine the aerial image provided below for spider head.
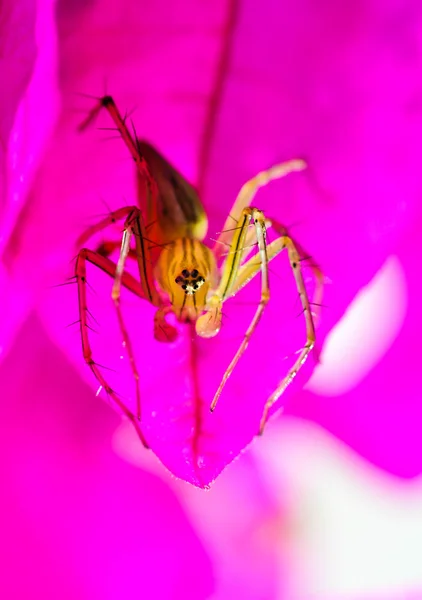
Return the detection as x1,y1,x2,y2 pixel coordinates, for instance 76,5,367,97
174,269,206,296
155,239,217,322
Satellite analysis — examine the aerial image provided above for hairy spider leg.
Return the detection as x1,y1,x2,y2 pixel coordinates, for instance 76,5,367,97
207,207,271,411
78,95,159,212
112,207,161,307
221,221,323,433
79,95,207,250
270,217,324,327
77,206,137,248
110,207,178,341
213,159,307,262
76,206,164,308
257,221,323,434
214,221,261,269
76,206,170,424
75,248,148,447
208,160,323,433
110,212,149,421
228,222,324,318
77,208,148,416
95,240,137,260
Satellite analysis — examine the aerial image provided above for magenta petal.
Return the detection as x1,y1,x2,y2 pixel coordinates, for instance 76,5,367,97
0,0,36,220
0,317,214,599
0,0,59,357
27,0,422,486
292,218,422,478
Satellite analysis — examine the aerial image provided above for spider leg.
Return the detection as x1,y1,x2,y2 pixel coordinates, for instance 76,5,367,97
113,207,161,306
208,211,323,429
95,240,137,259
198,207,270,411
77,206,163,399
218,216,279,277
110,227,144,420
76,204,161,305
221,219,323,433
78,95,158,208
210,158,322,431
216,222,260,270
257,220,323,435
75,248,148,447
111,208,176,344
229,221,324,325
110,206,171,419
76,205,138,248
270,218,324,327
213,159,306,262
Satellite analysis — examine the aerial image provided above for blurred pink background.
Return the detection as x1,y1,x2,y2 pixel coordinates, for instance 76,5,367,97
1,0,422,598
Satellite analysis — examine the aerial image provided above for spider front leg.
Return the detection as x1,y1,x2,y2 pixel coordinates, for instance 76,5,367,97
223,222,323,435
111,207,181,416
76,204,168,427
77,204,162,308
257,222,322,434
208,158,323,433
77,206,137,248
75,248,149,447
111,207,177,341
196,206,271,410
111,207,161,307
213,158,307,261
77,206,149,420
78,95,159,208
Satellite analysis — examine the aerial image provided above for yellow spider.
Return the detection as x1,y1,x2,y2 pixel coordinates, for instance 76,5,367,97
75,96,323,447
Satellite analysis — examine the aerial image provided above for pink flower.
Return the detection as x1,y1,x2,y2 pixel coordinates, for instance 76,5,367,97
2,0,422,524
2,0,422,597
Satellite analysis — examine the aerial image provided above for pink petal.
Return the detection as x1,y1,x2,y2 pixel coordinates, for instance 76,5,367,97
0,0,59,356
9,0,421,485
0,0,36,220
0,316,214,599
254,418,422,598
291,217,422,478
115,423,284,599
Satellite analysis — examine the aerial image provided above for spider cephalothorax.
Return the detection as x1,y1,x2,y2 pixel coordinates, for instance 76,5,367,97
154,238,218,323
75,95,323,447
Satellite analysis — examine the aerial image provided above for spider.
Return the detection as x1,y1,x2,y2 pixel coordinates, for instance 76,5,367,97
75,95,323,448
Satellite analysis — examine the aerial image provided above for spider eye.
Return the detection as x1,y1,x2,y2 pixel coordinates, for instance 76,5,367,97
182,269,190,278
191,269,198,278
175,276,183,284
